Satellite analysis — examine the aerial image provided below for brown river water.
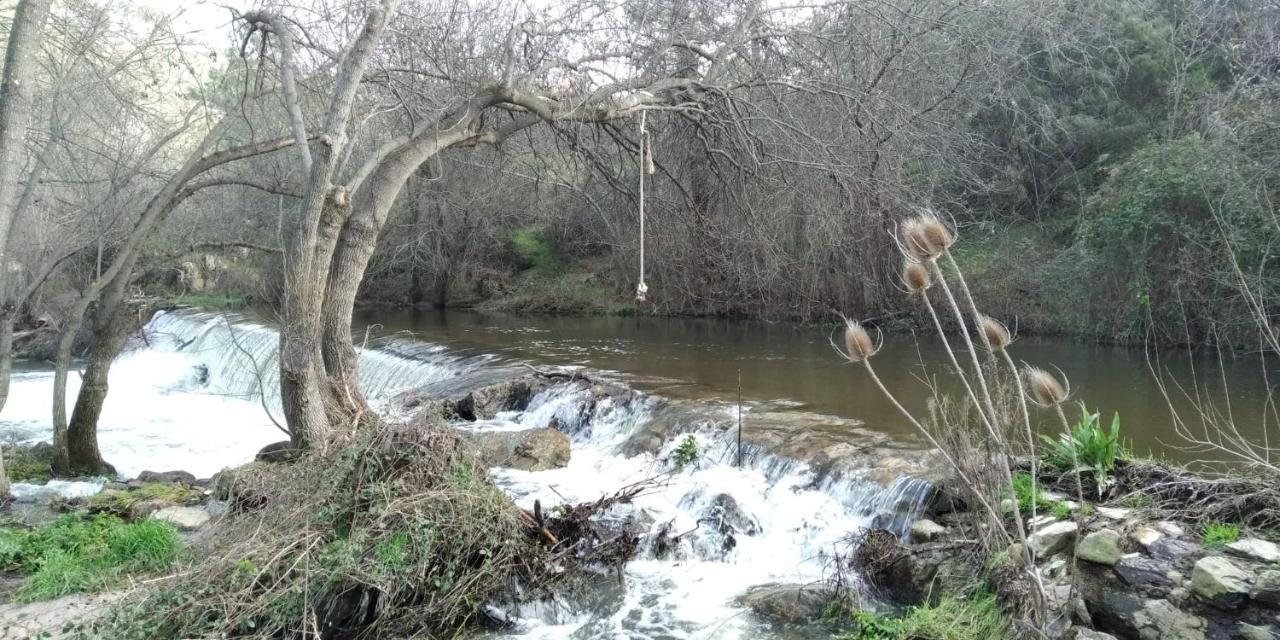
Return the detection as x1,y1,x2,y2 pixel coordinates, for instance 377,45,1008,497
356,309,1277,468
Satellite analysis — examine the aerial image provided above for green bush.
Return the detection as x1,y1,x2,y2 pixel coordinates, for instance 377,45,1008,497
509,228,557,272
1201,522,1239,550
671,435,699,469
0,512,182,602
1040,407,1127,489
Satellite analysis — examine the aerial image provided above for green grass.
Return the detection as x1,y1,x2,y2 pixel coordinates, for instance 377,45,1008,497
1201,522,1240,550
1010,472,1050,515
171,292,249,309
1050,501,1072,520
509,228,557,272
87,482,201,515
835,592,1009,640
0,512,182,602
4,444,54,483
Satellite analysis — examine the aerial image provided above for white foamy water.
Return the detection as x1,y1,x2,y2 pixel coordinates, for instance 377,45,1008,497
1,310,934,639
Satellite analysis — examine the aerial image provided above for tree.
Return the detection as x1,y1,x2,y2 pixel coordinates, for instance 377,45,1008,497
0,0,55,495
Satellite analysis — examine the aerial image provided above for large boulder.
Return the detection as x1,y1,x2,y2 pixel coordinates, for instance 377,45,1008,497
256,441,302,463
1226,538,1280,563
1190,556,1251,609
462,428,570,471
737,583,832,624
909,519,947,543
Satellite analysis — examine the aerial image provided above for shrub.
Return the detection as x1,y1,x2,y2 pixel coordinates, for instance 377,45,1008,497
1040,407,1127,489
509,228,557,272
672,435,699,469
1201,522,1239,550
0,512,182,602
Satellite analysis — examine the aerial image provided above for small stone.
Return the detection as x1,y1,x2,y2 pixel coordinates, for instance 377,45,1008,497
1239,623,1275,640
1096,506,1131,521
1190,556,1251,609
1028,521,1078,557
1132,599,1207,640
1041,490,1069,502
1000,498,1017,514
1077,529,1123,566
1072,629,1119,640
909,519,946,543
1045,557,1068,578
1029,514,1058,528
1226,538,1280,563
1253,570,1280,606
152,506,211,531
1154,521,1185,537
1131,526,1163,549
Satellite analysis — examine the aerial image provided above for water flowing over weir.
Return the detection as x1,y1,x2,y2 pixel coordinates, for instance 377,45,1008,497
2,310,939,638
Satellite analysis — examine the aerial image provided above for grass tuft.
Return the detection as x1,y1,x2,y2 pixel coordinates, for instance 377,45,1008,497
835,592,1009,640
1201,522,1239,550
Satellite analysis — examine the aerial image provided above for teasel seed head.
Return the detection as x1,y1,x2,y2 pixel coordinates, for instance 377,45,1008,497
1024,366,1069,406
903,260,932,294
839,319,880,363
978,313,1011,351
901,213,955,262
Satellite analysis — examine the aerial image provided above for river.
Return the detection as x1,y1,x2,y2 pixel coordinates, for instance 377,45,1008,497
0,308,1272,638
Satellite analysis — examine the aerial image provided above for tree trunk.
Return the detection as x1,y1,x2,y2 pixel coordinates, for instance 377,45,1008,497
65,294,143,475
0,0,53,283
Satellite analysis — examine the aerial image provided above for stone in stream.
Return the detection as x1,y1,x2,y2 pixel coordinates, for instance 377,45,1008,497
1226,538,1280,563
1130,526,1163,550
1189,556,1251,609
152,505,211,531
135,470,197,485
1077,529,1123,566
461,427,570,471
737,583,834,624
909,519,946,543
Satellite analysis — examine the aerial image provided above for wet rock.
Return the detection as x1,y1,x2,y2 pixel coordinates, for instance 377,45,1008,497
1029,521,1078,557
700,494,760,537
854,529,979,606
910,519,946,543
1131,526,1163,550
1190,556,1250,609
1115,555,1174,592
135,470,196,485
1147,537,1202,563
256,441,302,463
462,427,570,471
152,506,211,531
1251,570,1280,606
1077,529,1123,566
1130,598,1207,640
1226,538,1280,563
1095,506,1131,521
1239,623,1276,640
738,583,833,624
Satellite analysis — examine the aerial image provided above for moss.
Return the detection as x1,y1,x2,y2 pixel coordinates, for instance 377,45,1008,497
86,482,203,518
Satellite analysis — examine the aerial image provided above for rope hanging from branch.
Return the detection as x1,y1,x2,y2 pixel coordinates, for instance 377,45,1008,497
636,110,654,302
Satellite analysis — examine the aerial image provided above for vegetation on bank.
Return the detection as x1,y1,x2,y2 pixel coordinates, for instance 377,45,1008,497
169,292,250,310
0,512,181,602
832,592,1009,640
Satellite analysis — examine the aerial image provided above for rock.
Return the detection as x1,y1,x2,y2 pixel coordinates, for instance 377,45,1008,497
152,506,211,531
1095,506,1131,521
738,583,833,624
1072,629,1119,640
1190,556,1250,609
1029,521,1078,557
1115,555,1174,592
1225,538,1280,563
1155,521,1186,538
1147,538,1203,563
135,470,196,485
1131,526,1163,549
1000,498,1017,514
910,519,946,543
1252,570,1280,606
1130,598,1206,640
1029,514,1058,529
1078,529,1123,566
128,498,177,520
462,427,570,471
1239,623,1276,640
256,441,302,463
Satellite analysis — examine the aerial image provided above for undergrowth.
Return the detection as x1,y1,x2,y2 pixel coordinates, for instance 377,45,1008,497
0,512,181,602
1039,407,1127,489
170,292,249,309
83,424,557,639
1201,522,1240,550
834,592,1009,640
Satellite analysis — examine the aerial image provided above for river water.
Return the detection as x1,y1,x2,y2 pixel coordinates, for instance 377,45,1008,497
0,309,1272,638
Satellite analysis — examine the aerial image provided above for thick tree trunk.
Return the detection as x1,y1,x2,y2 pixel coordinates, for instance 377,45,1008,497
0,0,53,282
64,294,143,475
50,310,83,476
